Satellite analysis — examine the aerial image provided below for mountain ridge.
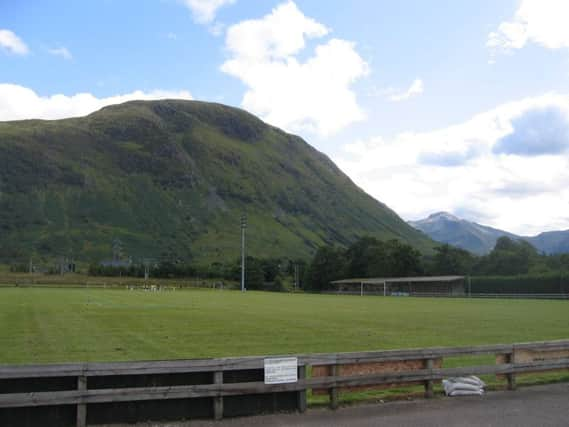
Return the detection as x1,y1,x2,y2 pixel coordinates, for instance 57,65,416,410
0,99,434,264
410,212,569,254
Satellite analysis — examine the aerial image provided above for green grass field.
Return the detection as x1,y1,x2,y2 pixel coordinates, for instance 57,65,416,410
1,287,568,365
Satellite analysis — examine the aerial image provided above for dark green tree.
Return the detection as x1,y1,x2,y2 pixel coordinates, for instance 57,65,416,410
345,237,423,278
381,239,423,277
259,258,281,282
304,245,347,291
431,244,474,275
245,256,265,290
474,237,538,275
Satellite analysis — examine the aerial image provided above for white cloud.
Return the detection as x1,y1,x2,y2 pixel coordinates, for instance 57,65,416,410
181,0,236,24
221,1,369,136
224,1,328,61
488,0,569,54
335,93,569,235
389,79,424,102
0,84,193,121
48,46,72,60
0,29,29,55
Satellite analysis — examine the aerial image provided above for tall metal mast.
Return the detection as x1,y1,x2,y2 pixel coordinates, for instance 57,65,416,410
240,213,247,292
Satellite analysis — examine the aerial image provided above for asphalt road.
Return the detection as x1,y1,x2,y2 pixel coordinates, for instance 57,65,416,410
187,383,569,427
101,383,569,427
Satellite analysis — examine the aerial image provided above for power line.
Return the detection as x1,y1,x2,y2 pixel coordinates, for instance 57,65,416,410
240,213,247,292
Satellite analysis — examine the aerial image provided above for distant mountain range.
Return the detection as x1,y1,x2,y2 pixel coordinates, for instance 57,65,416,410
409,212,569,255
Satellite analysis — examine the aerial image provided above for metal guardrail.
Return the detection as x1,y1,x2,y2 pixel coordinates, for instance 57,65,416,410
0,340,568,426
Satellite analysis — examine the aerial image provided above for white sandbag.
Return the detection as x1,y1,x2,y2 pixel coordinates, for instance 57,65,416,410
445,383,481,393
449,389,483,396
444,376,485,387
461,376,486,387
442,376,485,396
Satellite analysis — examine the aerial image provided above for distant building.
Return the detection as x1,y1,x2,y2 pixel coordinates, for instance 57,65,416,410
55,257,76,274
330,276,466,297
99,238,131,268
99,259,131,268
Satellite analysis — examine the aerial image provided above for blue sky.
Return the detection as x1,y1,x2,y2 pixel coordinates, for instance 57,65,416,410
2,0,569,235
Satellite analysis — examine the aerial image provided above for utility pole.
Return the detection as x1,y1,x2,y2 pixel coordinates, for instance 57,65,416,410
294,263,297,291
559,257,563,296
240,213,247,292
144,259,150,282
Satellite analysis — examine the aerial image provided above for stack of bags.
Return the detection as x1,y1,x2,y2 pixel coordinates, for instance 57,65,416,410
442,376,485,396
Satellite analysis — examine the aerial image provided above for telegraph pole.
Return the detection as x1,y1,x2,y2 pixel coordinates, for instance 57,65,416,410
240,213,247,292
294,263,298,291
143,259,150,282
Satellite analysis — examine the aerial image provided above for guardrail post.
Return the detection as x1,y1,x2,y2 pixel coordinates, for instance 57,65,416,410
298,365,307,413
424,358,434,398
506,351,516,390
213,371,223,420
76,375,87,427
329,364,339,410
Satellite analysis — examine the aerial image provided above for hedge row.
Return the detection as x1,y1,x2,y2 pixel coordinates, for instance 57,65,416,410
470,274,569,294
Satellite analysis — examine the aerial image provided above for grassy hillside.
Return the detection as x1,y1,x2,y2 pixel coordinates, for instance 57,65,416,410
0,100,433,263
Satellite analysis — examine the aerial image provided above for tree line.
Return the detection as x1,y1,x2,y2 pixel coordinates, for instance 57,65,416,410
87,257,306,291
303,238,422,291
302,236,569,291
13,235,569,293
431,236,569,276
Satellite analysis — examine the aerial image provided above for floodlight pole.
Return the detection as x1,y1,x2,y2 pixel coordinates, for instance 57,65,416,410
240,214,247,292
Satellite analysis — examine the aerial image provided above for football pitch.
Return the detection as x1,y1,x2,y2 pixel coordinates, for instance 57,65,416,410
1,287,568,365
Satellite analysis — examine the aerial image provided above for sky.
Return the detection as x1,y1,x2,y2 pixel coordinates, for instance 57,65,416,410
2,0,569,236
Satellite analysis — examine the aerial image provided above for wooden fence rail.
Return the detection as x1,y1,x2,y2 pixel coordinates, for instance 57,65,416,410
1,340,568,426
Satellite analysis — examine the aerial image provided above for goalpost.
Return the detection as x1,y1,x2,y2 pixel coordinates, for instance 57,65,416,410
359,281,387,296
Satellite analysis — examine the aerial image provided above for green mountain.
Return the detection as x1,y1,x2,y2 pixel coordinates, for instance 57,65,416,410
0,100,433,264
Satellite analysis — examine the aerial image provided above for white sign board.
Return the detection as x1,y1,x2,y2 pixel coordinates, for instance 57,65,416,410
264,357,298,384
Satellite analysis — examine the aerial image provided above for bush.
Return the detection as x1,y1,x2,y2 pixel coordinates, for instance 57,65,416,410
9,263,28,273
470,274,569,294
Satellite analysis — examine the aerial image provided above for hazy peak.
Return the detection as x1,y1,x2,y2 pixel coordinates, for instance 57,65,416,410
426,211,460,222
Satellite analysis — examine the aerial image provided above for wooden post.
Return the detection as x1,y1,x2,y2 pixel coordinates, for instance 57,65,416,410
329,364,338,410
424,358,434,398
298,365,307,413
213,371,224,420
506,352,516,390
76,375,87,427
